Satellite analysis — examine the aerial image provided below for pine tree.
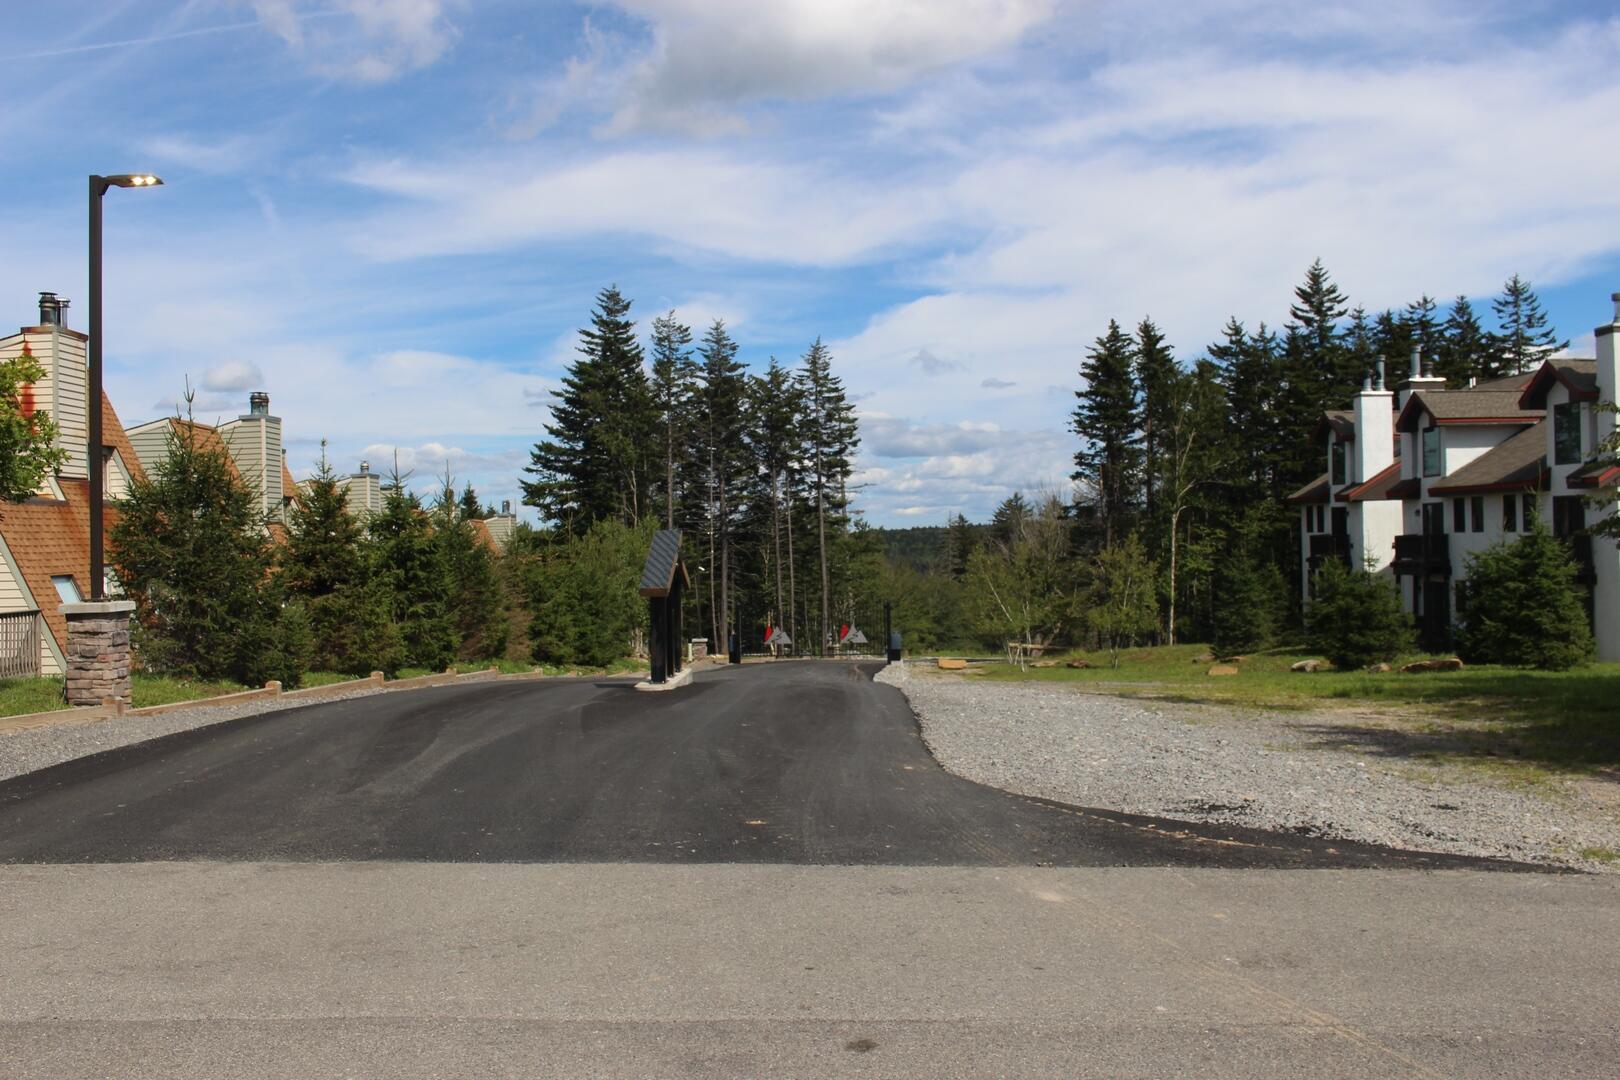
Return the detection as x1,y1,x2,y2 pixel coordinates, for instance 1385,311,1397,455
798,338,859,655
1073,320,1141,546
1135,317,1178,524
457,483,486,521
435,479,507,661
1439,296,1491,385
522,286,655,532
1306,560,1413,669
1373,309,1413,377
990,492,1029,549
1404,294,1443,369
691,320,750,653
747,356,805,635
1490,274,1567,376
1288,259,1353,395
1210,318,1284,502
946,512,976,580
282,444,364,597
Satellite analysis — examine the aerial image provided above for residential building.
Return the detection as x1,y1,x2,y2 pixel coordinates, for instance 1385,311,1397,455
483,500,519,552
332,460,382,520
1289,292,1620,660
0,293,147,675
127,393,299,527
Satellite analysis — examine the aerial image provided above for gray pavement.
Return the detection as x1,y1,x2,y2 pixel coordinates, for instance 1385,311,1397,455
2,862,1616,1078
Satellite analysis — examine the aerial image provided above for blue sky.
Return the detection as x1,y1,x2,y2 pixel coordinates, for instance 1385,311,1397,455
4,0,1619,525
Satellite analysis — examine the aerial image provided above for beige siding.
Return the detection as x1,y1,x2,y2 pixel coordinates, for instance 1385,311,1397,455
0,535,57,675
219,416,283,519
106,448,133,499
125,420,174,478
1,329,87,480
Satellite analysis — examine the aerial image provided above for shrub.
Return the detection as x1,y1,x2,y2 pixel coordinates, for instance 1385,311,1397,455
1305,559,1413,669
309,581,405,676
524,519,651,668
1455,520,1593,670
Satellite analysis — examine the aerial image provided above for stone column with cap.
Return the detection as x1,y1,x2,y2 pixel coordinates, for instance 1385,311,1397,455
61,600,136,706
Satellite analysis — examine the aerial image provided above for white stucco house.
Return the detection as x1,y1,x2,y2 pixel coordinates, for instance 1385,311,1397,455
1289,292,1620,661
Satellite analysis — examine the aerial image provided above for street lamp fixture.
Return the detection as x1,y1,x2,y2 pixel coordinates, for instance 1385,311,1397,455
87,172,162,601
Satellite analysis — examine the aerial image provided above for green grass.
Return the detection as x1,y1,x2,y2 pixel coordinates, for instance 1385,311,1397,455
129,674,250,708
0,676,70,716
969,643,1620,774
1579,846,1620,865
300,671,367,688
452,658,537,675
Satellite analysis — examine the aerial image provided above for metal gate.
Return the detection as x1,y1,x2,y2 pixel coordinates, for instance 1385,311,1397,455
736,600,893,659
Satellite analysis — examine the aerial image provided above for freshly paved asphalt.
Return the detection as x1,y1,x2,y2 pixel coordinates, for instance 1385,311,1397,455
0,661,1525,868
4,661,1617,1077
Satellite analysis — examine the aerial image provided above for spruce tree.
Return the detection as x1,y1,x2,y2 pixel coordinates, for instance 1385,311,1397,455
946,512,976,580
990,492,1029,549
1072,319,1141,546
1439,296,1491,385
110,416,299,685
370,464,454,671
1404,294,1443,369
693,320,749,652
523,286,654,532
1490,274,1567,376
1305,560,1413,669
797,338,859,655
649,311,696,529
747,356,805,633
457,483,486,521
435,480,507,661
1288,259,1352,396
1135,317,1178,523
1455,519,1593,669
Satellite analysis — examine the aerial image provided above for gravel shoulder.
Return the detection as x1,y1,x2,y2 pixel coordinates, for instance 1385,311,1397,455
0,686,389,784
877,663,1620,873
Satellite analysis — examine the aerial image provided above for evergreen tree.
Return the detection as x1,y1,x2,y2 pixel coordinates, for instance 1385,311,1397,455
990,491,1030,549
1439,295,1491,385
1306,560,1413,669
525,519,651,668
522,286,655,532
690,320,750,653
1343,307,1376,384
1373,309,1413,377
1210,319,1283,501
747,356,805,634
282,445,364,597
1072,319,1141,546
110,416,302,686
457,483,486,521
1135,317,1178,523
370,464,454,670
649,311,696,529
1404,294,1443,369
798,338,859,655
1455,519,1593,669
435,475,508,661
1287,258,1353,398
1490,274,1566,376
946,512,976,580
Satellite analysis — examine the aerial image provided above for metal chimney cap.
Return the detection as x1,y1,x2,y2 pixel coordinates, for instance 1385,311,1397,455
359,461,370,474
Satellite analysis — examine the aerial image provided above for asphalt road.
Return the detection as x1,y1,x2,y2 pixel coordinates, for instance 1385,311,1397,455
0,661,1522,869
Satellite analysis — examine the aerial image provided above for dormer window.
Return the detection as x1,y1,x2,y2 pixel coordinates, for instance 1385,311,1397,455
1330,441,1347,486
51,575,83,604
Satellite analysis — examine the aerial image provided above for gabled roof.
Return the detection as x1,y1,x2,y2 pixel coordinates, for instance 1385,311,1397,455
1285,472,1330,505
99,390,147,488
1518,358,1598,409
638,528,689,597
1469,372,1538,393
1338,460,1403,502
1314,410,1355,441
0,479,107,664
468,518,499,552
1395,390,1542,433
1427,421,1548,495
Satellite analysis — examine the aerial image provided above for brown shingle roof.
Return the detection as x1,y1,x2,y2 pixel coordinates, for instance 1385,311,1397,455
1427,420,1548,495
1518,358,1599,409
1314,410,1355,441
468,518,499,552
0,479,106,664
160,419,242,480
101,390,147,488
1396,390,1542,433
1338,460,1403,502
1285,472,1330,505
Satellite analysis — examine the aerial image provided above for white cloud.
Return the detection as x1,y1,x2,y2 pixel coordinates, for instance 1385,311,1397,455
598,0,1058,135
200,359,265,392
252,0,457,82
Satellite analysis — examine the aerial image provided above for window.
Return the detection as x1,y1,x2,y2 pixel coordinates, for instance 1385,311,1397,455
1554,402,1582,465
51,575,82,604
1453,497,1465,533
1422,426,1441,477
1330,441,1347,486
1523,494,1536,528
1503,494,1517,533
1470,496,1484,533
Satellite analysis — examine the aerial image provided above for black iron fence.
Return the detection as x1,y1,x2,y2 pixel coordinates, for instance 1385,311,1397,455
0,610,42,678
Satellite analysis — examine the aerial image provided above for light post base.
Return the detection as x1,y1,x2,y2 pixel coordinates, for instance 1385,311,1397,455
62,600,135,707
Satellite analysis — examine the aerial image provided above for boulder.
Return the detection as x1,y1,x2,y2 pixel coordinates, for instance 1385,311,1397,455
1290,659,1327,673
1031,659,1061,668
1065,659,1091,670
937,658,969,671
1207,664,1240,677
1365,662,1392,674
1400,657,1465,673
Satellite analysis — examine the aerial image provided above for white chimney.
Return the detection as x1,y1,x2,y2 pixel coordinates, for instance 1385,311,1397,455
1597,292,1619,448
1354,354,1395,484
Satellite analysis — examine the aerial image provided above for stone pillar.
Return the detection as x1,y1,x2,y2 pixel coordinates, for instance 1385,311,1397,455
61,600,135,706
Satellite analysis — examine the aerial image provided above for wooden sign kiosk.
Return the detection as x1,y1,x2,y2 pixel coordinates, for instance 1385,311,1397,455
639,529,690,686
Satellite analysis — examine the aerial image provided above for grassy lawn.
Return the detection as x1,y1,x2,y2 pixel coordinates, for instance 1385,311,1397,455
968,643,1620,775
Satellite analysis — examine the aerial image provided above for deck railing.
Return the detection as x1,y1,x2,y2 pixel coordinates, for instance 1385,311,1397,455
0,609,42,678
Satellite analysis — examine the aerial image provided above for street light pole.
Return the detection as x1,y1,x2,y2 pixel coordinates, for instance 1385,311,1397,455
86,173,161,601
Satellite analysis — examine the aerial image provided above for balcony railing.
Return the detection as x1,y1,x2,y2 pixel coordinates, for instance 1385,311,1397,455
0,609,42,678
1308,533,1352,564
1393,533,1450,575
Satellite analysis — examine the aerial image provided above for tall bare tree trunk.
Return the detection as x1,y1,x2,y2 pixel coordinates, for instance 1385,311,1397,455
785,493,798,650
1167,505,1182,646
665,420,675,530
772,472,784,648
816,440,829,658
718,471,729,656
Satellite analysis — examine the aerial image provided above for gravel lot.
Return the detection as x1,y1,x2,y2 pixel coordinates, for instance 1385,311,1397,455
878,663,1620,873
0,686,387,785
